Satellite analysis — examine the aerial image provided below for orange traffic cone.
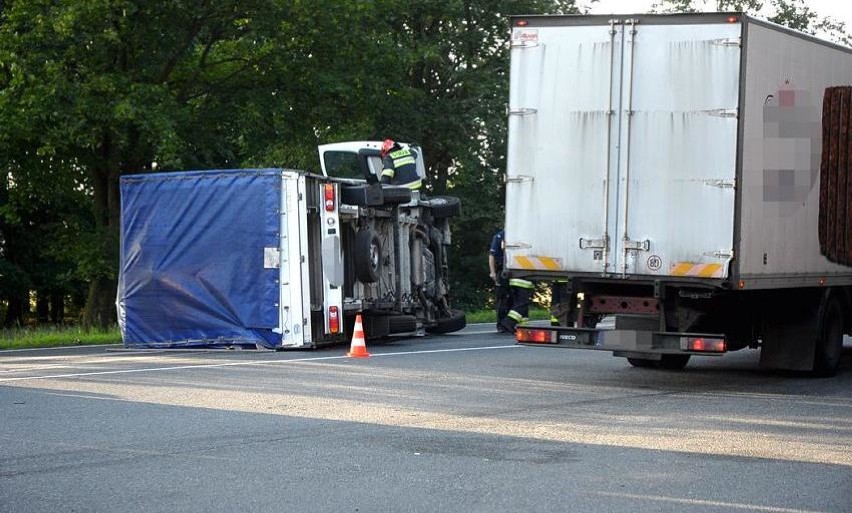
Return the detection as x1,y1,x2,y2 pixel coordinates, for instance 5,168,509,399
347,313,370,358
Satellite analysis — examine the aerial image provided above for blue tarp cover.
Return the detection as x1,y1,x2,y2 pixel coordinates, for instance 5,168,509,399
119,169,282,348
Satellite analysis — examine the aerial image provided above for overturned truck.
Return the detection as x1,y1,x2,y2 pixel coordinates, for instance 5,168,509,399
117,141,465,349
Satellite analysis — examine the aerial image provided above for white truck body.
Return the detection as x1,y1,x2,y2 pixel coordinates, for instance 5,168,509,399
506,13,852,374
506,13,852,287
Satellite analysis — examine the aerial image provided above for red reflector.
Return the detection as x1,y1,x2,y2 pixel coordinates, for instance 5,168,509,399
516,19,528,27
324,183,335,212
684,336,725,353
328,306,340,334
727,16,738,23
516,328,554,344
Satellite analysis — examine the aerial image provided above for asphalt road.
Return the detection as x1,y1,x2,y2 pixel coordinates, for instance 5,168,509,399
1,325,850,513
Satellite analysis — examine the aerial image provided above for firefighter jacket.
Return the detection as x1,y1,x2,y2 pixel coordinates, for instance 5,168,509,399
381,147,422,189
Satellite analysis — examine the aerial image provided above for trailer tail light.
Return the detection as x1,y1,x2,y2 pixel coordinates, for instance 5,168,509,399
682,336,726,353
324,183,335,212
516,328,556,344
328,306,340,334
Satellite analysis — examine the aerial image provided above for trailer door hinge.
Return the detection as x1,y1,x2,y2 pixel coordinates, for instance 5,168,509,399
505,242,532,250
704,250,734,259
703,179,736,189
712,37,741,47
508,107,537,116
510,40,540,49
703,108,738,119
505,174,534,184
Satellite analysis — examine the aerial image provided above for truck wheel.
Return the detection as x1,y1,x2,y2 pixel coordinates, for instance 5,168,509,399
627,358,657,368
814,297,844,377
354,230,381,283
426,309,466,334
388,315,417,334
657,355,691,370
382,186,412,205
427,196,461,218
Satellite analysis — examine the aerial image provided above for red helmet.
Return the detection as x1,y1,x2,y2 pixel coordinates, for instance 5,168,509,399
380,138,395,157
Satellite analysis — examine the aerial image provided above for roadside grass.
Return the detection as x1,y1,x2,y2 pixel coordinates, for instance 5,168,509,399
0,325,122,350
464,307,550,324
0,308,551,349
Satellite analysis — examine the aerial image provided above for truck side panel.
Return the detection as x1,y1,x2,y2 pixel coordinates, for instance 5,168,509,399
738,21,852,286
119,169,283,348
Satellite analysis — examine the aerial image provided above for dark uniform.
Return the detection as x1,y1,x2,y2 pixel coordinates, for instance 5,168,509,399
550,279,569,326
498,277,534,334
381,146,422,189
489,229,510,330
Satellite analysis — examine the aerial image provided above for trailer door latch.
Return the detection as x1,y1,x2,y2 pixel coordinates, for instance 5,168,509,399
579,237,608,250
623,239,650,251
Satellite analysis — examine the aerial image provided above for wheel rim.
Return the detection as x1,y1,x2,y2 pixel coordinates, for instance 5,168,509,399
370,241,380,272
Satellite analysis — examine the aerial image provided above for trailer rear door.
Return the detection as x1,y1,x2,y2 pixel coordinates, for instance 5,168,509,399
506,17,740,279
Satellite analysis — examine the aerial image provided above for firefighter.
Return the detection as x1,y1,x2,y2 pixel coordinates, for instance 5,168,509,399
497,277,535,334
379,139,422,190
550,279,569,326
489,228,511,331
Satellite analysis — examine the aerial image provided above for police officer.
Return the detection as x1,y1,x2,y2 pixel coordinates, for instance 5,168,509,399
380,139,422,190
489,228,510,331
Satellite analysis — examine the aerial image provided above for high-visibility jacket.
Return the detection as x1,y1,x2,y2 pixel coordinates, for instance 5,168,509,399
381,147,422,189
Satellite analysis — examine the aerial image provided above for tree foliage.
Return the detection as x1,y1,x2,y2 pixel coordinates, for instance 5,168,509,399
654,0,851,46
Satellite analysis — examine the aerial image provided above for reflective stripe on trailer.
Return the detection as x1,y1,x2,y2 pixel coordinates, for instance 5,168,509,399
512,255,563,270
669,262,724,278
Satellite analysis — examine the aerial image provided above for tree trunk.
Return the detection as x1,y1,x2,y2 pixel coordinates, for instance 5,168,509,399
4,294,27,327
82,133,121,328
84,276,117,328
50,292,65,324
36,292,49,324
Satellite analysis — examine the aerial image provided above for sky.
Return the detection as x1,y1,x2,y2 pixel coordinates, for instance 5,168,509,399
583,0,852,33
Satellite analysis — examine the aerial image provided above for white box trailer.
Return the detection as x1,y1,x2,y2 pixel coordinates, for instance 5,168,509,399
505,13,852,374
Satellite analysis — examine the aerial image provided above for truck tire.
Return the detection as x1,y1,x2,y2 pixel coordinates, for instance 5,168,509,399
426,309,466,334
427,196,461,218
657,354,691,370
813,296,844,377
388,315,417,334
354,230,381,283
382,186,412,205
627,358,657,368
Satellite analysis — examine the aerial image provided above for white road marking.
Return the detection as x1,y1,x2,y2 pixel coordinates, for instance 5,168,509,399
0,344,520,383
0,344,122,353
590,491,828,513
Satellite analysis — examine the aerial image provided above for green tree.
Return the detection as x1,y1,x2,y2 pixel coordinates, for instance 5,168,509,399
654,0,851,46
0,1,310,326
